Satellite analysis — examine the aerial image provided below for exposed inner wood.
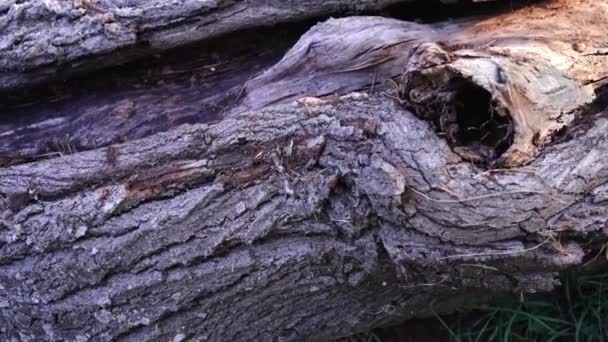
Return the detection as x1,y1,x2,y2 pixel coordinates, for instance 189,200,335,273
0,0,416,91
400,0,608,165
244,0,608,166
0,0,518,92
389,69,515,166
6,0,603,168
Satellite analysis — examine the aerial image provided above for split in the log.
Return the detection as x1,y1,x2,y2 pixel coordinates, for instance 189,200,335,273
5,0,582,169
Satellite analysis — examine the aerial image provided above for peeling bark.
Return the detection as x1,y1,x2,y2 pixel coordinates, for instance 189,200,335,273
1,0,608,341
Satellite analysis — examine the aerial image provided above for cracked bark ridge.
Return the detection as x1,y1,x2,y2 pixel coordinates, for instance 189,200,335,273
1,94,607,341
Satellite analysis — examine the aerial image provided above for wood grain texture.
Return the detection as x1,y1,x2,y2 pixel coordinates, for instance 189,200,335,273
402,0,608,165
236,0,608,166
1,0,544,166
0,23,307,164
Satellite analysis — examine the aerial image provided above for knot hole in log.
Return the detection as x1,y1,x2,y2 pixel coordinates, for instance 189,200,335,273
400,67,514,167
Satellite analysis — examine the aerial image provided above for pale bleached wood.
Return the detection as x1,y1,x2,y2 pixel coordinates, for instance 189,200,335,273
235,0,608,166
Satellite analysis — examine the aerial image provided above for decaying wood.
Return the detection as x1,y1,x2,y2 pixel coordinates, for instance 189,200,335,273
4,0,603,169
1,0,608,341
0,23,307,163
237,0,608,166
403,0,608,166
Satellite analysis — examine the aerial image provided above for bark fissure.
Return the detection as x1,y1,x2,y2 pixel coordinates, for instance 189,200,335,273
3,92,600,340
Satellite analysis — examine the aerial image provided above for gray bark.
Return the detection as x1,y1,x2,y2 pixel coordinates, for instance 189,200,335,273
3,93,606,341
1,0,607,341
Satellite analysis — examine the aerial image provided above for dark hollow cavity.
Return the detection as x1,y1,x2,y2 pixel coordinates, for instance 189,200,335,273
402,74,514,166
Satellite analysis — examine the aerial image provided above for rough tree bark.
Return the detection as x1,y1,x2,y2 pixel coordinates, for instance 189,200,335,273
1,0,608,341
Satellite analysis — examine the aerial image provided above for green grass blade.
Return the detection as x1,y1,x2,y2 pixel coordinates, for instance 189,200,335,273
432,309,461,342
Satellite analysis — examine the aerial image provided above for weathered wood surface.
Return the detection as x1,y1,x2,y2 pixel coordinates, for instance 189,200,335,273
1,0,608,341
1,0,513,163
237,0,608,166
0,0,413,91
0,23,308,164
3,0,605,169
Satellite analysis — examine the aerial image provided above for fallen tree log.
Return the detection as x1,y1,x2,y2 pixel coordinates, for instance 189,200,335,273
0,0,511,92
1,0,608,341
0,0,415,91
237,0,608,166
3,93,606,341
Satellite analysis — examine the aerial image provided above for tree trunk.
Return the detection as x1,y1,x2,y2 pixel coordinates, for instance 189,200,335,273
1,0,608,341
